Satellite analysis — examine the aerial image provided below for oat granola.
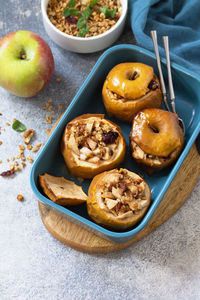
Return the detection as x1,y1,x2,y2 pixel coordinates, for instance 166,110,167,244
47,0,122,37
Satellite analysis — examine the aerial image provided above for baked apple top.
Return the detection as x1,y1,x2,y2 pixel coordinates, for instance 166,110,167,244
61,114,126,178
87,168,151,230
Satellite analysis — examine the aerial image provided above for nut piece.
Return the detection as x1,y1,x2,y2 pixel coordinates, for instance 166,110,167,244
23,129,35,145
17,194,24,202
46,115,52,124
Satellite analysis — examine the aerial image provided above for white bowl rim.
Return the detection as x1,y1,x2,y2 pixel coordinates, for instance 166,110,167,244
41,0,128,41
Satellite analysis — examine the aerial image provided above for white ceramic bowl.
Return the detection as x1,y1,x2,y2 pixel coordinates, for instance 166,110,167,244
41,0,128,53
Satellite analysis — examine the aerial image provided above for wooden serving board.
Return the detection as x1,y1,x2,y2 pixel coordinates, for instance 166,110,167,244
38,117,200,253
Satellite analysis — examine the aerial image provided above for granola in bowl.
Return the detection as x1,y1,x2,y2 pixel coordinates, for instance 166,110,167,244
47,0,122,37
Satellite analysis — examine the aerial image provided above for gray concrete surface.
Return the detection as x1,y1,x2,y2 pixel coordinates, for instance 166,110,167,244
0,1,200,299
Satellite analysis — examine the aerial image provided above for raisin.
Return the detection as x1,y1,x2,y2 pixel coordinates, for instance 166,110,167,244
148,80,159,90
66,16,77,24
102,131,119,144
0,169,15,177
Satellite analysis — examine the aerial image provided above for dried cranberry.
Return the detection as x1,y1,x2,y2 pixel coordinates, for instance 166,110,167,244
102,131,119,144
0,169,15,177
65,16,77,24
148,80,159,90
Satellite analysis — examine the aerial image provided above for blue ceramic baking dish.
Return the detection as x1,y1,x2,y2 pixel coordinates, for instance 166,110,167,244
30,45,200,243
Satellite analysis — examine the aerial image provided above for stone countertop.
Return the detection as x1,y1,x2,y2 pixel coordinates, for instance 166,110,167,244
0,1,200,299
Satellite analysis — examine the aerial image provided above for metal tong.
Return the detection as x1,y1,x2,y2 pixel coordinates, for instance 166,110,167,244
150,30,185,134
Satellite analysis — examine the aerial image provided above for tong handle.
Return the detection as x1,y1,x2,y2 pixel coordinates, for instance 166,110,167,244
150,31,170,111
163,36,176,113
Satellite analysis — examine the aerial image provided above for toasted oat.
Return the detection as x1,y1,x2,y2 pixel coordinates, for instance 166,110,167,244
23,129,35,145
46,115,52,124
17,194,24,202
32,146,39,152
21,162,26,168
27,145,33,150
46,128,51,134
27,156,33,163
19,145,25,150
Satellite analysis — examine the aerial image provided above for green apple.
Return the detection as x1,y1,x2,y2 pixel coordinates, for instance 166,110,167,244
0,30,54,98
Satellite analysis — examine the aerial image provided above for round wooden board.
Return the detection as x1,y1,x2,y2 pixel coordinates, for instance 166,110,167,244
39,143,200,254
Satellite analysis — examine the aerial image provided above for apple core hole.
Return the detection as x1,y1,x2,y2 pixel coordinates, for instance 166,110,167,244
19,49,27,60
149,123,159,133
128,71,138,81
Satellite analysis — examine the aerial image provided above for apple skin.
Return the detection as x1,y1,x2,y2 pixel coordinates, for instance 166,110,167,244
0,30,54,98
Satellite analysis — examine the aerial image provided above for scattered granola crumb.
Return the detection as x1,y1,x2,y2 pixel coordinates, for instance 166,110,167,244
0,160,2,163
19,145,25,150
11,156,15,161
46,128,51,134
23,129,35,145
0,141,2,145
16,154,20,159
12,118,16,123
32,146,39,152
48,98,53,103
27,145,33,150
6,158,10,162
46,115,52,124
51,110,55,115
56,77,62,82
21,162,26,168
6,122,10,126
20,150,26,161
14,166,21,172
9,164,14,170
42,106,47,110
27,156,33,163
17,194,24,202
14,161,19,166
58,104,63,110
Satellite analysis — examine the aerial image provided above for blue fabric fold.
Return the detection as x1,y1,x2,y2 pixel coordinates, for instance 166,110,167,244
129,0,200,75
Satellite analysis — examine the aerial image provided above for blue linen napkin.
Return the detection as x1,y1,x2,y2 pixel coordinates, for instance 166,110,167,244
129,0,200,75
128,0,200,153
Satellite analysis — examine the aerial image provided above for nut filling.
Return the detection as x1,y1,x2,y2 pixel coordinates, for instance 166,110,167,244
99,169,148,217
131,141,171,166
66,117,120,164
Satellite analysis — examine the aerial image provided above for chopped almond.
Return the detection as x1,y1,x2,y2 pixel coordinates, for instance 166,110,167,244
46,115,52,124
